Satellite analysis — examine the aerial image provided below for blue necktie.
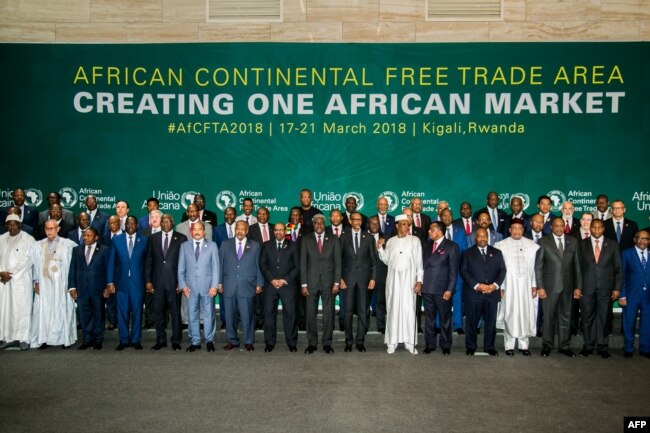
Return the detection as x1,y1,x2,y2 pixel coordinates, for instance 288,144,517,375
195,241,200,260
616,221,622,242
237,242,243,260
128,236,134,258
641,251,647,270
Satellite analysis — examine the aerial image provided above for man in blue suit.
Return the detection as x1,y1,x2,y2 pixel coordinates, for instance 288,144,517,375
619,230,650,358
439,208,467,335
178,221,220,352
460,228,507,356
219,220,264,352
68,228,109,350
1,188,39,229
213,206,237,329
107,216,149,351
85,194,109,235
138,197,159,231
375,196,395,236
68,212,90,246
467,211,503,247
422,221,459,355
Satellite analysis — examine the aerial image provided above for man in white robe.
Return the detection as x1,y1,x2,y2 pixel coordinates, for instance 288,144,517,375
377,214,423,354
30,219,77,348
0,214,36,350
494,218,540,355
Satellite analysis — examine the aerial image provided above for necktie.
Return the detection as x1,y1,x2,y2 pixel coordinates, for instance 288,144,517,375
317,235,322,253
163,233,169,256
481,248,487,261
128,236,134,258
616,221,622,242
245,216,249,223
277,242,282,251
640,251,647,270
415,214,421,228
85,245,92,265
584,232,589,239
195,241,200,260
262,225,268,242
601,212,605,220
89,211,93,224
227,224,233,238
491,209,497,231
565,219,571,234
381,216,386,233
557,238,564,255
291,228,297,241
237,241,243,260
432,241,438,254
190,222,195,233
594,239,601,263
354,232,359,254
446,228,452,240
335,227,339,238
534,234,540,243
465,219,471,235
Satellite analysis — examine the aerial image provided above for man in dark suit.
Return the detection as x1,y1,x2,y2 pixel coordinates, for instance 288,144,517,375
474,191,506,235
402,208,425,240
375,196,395,236
260,222,299,352
38,191,74,227
468,211,503,247
85,194,109,235
536,218,582,357
144,214,187,351
460,228,507,356
536,195,556,235
2,188,38,229
453,201,476,238
138,197,159,231
439,208,468,335
181,193,218,228
301,213,342,354
604,200,639,252
410,197,431,234
214,206,237,248
502,195,531,237
340,212,376,352
619,230,650,358
106,215,149,351
248,207,272,330
219,221,264,352
560,201,581,238
326,208,346,331
101,215,122,331
592,194,612,221
578,219,622,358
179,221,220,352
367,216,389,333
37,204,72,240
422,221,459,355
68,228,109,350
299,188,322,230
342,196,368,230
139,209,163,330
287,206,311,331
68,212,90,246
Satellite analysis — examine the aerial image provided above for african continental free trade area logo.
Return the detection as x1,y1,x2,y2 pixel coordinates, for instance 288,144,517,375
181,191,199,209
343,191,365,211
216,190,237,211
25,188,43,207
379,191,399,212
547,190,567,213
59,187,78,209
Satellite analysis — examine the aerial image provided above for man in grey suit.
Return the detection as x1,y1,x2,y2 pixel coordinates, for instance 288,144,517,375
592,194,612,221
577,219,622,358
178,221,220,352
218,221,264,352
301,213,342,354
340,212,376,353
536,218,582,357
177,204,213,241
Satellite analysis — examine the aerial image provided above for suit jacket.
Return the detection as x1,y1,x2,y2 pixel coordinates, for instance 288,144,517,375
539,213,558,235
412,212,432,233
562,217,581,239
452,217,477,238
375,213,396,236
259,239,299,290
502,212,531,237
579,237,622,295
176,219,213,242
138,215,151,231
248,222,273,245
178,238,220,295
467,229,503,247
444,225,469,251
409,225,426,241
88,210,109,234
37,219,72,241
181,208,218,227
214,222,235,247
300,231,342,290
68,242,109,297
139,227,161,238
68,228,88,246
339,230,377,289
422,238,459,295
524,230,544,244
460,245,507,303
592,209,613,221
474,207,507,234
326,225,346,239
0,223,34,236
39,208,74,227
144,230,187,292
620,247,650,300
535,235,582,294
1,205,39,229
604,218,639,251
342,212,368,231
369,232,390,284
218,238,263,297
107,232,149,292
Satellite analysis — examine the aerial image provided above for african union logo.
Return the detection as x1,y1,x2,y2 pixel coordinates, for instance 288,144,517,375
547,190,567,212
216,190,237,211
59,187,78,209
181,191,199,209
512,193,531,211
25,188,43,207
343,191,365,211
379,191,399,212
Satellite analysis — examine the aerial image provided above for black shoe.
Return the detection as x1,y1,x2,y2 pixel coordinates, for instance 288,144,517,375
245,344,255,352
220,322,226,330
597,350,611,359
151,343,167,351
356,344,366,353
298,322,306,331
519,349,531,356
339,323,345,331
37,343,48,350
62,345,71,350
487,349,498,356
77,342,93,351
115,343,128,351
323,345,334,354
93,342,102,351
455,328,465,335
536,330,543,338
344,344,352,352
466,349,475,356
206,342,215,352
418,327,423,334
423,347,435,354
505,349,515,356
541,348,551,357
623,351,633,359
378,328,385,335
172,344,182,351
288,346,297,352
264,344,274,353
558,348,576,358
639,351,650,359
132,343,143,350
223,343,239,351
579,348,593,357
434,328,440,335
304,345,317,354
442,348,450,356
186,344,201,352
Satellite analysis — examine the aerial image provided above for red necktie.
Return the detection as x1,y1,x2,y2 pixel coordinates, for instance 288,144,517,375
334,227,339,237
317,235,323,253
594,240,601,263
465,219,471,235
415,214,421,228
565,220,571,234
262,225,268,242
432,241,438,253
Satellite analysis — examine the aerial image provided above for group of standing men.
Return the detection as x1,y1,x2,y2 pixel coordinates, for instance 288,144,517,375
0,188,648,359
